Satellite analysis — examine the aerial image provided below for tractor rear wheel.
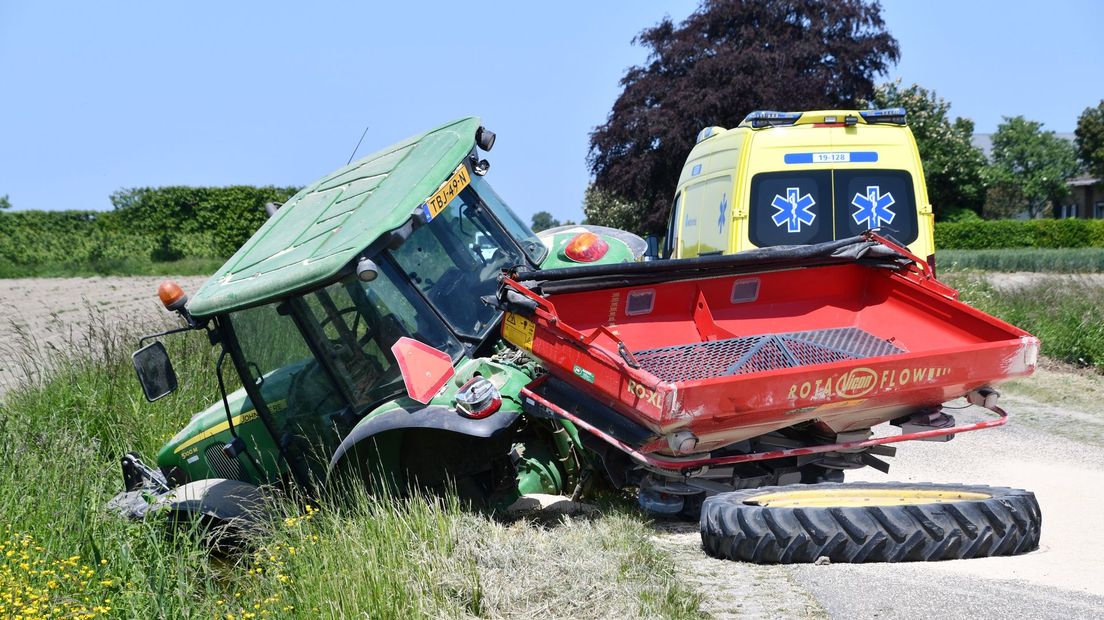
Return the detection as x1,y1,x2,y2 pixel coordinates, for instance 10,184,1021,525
700,482,1040,563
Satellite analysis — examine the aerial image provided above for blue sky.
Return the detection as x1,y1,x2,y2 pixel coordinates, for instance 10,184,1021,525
1,1,1100,223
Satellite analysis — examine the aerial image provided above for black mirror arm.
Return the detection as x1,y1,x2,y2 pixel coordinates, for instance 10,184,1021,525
137,321,206,347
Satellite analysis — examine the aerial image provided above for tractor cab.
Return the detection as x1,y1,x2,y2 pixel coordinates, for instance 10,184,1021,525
116,117,641,521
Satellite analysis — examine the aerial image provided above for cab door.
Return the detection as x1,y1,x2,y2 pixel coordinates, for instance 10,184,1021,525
681,175,732,256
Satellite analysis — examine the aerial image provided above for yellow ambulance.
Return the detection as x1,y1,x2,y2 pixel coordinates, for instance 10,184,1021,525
664,108,935,265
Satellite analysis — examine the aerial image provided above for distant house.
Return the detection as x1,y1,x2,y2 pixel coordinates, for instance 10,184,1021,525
972,133,1101,219
1065,175,1103,219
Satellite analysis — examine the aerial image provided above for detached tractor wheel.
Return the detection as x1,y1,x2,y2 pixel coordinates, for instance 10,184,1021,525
700,482,1041,563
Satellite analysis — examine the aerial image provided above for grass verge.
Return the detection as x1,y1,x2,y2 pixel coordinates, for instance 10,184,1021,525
0,314,701,618
938,248,1104,273
998,360,1104,447
0,257,225,278
943,271,1104,372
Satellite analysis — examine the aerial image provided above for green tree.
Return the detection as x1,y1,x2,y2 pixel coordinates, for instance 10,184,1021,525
530,211,560,232
582,185,648,232
863,81,987,218
0,195,10,210
587,0,899,235
987,116,1080,219
1075,100,1104,178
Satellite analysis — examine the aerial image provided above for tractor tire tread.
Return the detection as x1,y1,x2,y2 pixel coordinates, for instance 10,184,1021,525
699,482,1041,563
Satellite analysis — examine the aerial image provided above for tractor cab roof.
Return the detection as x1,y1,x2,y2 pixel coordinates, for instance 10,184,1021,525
186,117,482,318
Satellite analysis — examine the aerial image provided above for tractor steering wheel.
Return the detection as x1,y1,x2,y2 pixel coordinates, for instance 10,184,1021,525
319,306,378,348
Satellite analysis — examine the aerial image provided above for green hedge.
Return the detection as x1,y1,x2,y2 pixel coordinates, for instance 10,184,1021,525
938,248,1104,273
0,186,299,270
935,219,1104,249
108,186,300,257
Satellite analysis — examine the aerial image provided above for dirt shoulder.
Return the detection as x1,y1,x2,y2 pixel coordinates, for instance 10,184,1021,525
980,270,1104,291
998,360,1104,447
650,521,825,619
0,276,208,396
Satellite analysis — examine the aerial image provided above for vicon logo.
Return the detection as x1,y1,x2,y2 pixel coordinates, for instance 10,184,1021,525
835,368,878,398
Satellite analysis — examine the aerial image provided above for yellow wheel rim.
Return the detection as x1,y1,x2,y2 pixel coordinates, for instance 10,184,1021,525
747,488,991,508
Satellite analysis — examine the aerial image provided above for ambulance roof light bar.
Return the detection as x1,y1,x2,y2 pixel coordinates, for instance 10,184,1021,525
860,107,908,125
741,111,803,129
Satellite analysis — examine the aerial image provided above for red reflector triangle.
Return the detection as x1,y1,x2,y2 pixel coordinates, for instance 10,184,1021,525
390,337,455,404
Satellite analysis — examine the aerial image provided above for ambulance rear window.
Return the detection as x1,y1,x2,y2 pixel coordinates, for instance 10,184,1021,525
749,169,918,248
832,170,917,245
749,171,833,247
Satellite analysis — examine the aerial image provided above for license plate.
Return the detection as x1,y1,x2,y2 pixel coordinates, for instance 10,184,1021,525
812,152,850,163
421,164,471,221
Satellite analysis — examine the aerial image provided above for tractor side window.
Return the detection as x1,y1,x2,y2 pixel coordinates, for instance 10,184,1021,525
833,169,918,246
232,305,319,385
299,267,462,411
748,170,833,247
231,302,343,443
230,262,462,426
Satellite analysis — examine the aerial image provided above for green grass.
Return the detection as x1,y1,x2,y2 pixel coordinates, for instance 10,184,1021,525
0,316,701,619
943,272,1104,372
938,248,1104,273
0,257,225,278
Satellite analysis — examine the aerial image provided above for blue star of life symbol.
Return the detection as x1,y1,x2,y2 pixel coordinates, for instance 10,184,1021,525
717,193,728,233
851,185,896,229
770,187,816,233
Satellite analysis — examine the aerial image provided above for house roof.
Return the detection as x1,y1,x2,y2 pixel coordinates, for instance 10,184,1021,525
971,132,1075,158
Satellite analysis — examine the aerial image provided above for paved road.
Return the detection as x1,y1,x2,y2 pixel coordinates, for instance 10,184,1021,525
789,392,1104,619
656,377,1104,619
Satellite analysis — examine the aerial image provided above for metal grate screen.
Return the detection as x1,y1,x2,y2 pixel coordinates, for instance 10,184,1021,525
633,327,904,382
204,443,245,481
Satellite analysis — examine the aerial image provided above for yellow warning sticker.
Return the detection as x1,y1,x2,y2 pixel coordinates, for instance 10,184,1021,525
502,312,535,350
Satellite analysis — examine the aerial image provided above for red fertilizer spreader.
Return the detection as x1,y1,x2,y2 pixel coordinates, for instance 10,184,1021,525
498,234,1038,478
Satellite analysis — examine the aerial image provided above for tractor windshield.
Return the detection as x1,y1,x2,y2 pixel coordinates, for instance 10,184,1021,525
388,175,544,339
228,259,463,424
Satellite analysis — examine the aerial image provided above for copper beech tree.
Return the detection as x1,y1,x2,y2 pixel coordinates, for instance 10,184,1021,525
586,0,900,235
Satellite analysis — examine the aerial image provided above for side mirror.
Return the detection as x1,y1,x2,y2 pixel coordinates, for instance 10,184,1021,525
133,341,178,402
643,235,660,261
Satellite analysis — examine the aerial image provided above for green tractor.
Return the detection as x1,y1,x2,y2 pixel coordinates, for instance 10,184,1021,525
112,117,644,526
